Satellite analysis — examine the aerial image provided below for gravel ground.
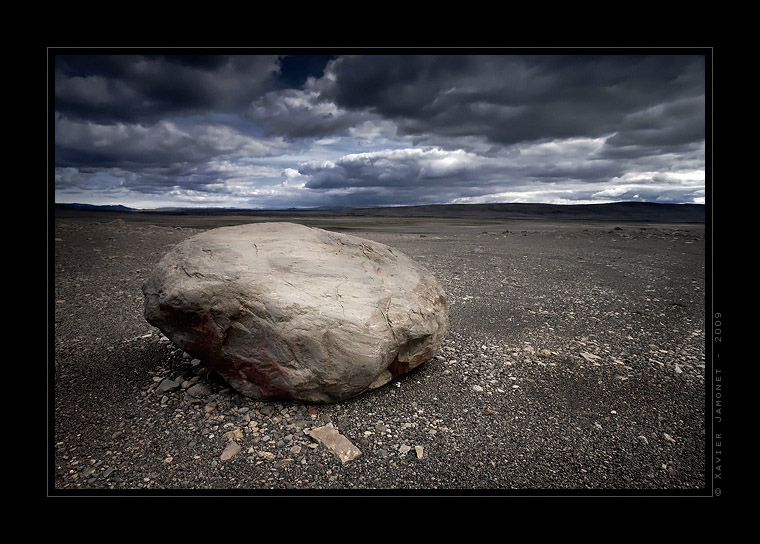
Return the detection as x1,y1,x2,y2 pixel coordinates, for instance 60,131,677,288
50,214,707,495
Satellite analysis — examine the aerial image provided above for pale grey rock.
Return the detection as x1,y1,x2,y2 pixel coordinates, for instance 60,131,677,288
142,222,448,403
186,383,211,398
156,377,181,393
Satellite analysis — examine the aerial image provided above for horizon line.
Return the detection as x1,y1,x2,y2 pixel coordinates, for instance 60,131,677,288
53,199,706,212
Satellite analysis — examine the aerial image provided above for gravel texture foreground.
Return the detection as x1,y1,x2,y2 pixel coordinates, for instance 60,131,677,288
51,214,707,495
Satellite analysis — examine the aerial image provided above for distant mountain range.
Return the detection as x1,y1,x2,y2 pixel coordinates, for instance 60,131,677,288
54,201,705,223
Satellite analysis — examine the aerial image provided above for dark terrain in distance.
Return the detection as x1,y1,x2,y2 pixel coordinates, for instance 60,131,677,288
55,201,705,226
51,202,709,494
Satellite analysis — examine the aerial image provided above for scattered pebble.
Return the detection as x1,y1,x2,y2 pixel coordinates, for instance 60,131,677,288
220,441,241,461
53,219,706,491
156,378,181,393
187,383,211,398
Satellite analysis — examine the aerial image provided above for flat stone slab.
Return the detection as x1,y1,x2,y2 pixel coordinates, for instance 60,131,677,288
220,440,241,461
307,423,362,463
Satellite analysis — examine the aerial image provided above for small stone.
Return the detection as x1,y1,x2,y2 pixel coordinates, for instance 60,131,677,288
637,435,649,445
399,444,412,455
258,451,276,461
415,445,424,459
308,423,362,463
220,440,241,461
472,385,484,393
674,364,683,374
664,432,676,443
223,428,243,441
156,378,181,393
187,383,211,398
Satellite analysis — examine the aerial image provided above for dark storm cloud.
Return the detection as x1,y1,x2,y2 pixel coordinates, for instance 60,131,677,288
53,52,706,208
246,88,368,139
598,94,706,156
54,54,281,123
317,54,706,149
54,113,289,168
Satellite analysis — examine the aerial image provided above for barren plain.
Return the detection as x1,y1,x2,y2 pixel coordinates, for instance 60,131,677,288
51,204,708,495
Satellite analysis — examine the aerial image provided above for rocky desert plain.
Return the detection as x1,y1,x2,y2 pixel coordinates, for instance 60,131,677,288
50,202,710,495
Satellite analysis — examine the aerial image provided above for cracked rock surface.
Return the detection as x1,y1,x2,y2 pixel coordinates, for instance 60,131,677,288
142,222,449,403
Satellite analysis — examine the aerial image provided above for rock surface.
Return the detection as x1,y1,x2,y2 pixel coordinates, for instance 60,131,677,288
142,222,448,403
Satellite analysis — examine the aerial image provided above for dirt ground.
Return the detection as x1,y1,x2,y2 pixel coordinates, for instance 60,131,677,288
50,211,709,495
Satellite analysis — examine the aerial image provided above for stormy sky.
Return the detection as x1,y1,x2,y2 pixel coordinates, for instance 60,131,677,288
53,51,707,209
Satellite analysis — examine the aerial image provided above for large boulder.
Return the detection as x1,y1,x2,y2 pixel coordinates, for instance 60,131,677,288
142,222,449,403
